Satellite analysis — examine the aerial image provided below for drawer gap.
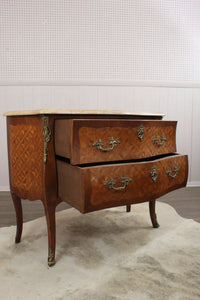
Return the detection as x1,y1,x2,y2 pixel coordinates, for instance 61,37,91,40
56,152,178,167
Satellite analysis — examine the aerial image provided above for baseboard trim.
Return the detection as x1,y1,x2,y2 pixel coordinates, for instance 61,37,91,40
0,187,10,192
187,182,200,187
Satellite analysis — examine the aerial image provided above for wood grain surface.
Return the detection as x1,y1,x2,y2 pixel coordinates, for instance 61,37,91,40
71,120,177,164
7,116,44,200
57,154,188,213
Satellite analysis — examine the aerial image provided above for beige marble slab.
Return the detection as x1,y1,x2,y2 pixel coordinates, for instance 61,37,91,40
3,109,165,117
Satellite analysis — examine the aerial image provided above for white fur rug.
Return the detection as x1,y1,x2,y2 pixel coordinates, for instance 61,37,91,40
0,202,200,300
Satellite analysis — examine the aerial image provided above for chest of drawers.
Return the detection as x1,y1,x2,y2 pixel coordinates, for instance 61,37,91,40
4,110,188,266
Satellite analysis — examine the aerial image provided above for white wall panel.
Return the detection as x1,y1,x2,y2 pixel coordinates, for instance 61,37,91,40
191,92,200,185
1,86,200,190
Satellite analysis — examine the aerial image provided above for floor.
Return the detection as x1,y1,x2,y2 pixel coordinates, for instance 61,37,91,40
0,187,199,228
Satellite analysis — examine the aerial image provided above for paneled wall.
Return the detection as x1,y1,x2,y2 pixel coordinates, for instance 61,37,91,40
0,86,200,190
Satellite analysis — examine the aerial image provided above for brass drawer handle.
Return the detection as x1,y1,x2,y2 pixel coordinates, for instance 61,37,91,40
153,134,167,146
104,176,132,191
150,166,158,183
166,166,179,178
93,137,120,152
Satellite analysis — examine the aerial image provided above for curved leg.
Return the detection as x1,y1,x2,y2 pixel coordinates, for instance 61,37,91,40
43,202,56,267
126,205,131,213
11,193,23,243
149,200,160,228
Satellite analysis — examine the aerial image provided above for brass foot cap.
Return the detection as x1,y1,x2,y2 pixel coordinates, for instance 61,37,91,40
48,259,56,267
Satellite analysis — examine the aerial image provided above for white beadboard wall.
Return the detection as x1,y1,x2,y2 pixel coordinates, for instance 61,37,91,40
0,86,200,190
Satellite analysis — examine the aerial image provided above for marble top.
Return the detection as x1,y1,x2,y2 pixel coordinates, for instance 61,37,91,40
4,109,165,117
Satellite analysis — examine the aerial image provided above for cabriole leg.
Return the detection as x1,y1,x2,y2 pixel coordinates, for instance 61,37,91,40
11,193,23,243
126,205,131,213
43,203,56,267
149,200,160,228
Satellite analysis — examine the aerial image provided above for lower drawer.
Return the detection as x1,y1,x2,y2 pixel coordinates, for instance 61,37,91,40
57,154,188,213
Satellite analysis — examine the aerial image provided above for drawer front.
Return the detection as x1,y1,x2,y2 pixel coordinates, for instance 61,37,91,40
83,154,188,212
71,120,177,164
82,154,188,212
57,154,188,213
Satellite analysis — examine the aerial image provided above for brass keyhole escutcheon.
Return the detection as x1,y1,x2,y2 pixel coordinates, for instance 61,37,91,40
137,125,144,141
150,166,158,183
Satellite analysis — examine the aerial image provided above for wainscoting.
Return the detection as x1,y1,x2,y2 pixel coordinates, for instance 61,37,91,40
1,86,200,190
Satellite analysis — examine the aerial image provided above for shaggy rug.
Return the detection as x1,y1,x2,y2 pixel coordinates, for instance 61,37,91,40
0,202,200,300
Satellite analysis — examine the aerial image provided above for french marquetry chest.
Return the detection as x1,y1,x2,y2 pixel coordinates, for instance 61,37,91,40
4,109,188,266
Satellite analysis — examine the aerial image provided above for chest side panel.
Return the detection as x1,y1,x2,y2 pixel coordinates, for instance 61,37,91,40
7,116,44,200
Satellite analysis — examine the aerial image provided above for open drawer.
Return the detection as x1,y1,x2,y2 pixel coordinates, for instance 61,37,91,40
56,154,188,213
55,119,177,165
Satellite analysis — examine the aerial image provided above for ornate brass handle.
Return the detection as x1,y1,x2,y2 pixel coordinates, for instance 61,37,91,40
153,134,167,146
150,166,158,183
93,137,120,152
104,176,132,191
166,166,179,178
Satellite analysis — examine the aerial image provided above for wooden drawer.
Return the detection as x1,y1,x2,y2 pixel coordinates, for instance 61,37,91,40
57,154,188,213
55,119,177,165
